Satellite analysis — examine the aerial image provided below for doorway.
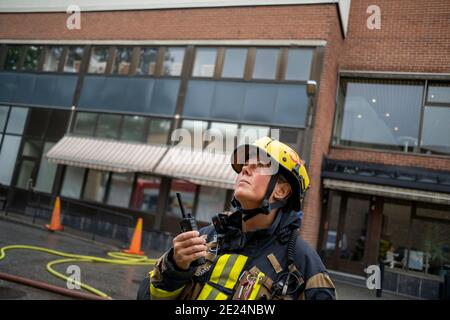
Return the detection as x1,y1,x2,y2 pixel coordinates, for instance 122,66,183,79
319,190,383,275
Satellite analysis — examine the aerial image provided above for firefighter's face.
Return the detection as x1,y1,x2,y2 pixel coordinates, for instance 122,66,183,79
234,156,273,209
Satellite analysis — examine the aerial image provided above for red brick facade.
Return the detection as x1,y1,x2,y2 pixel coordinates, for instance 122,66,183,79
341,0,450,73
329,1,450,186
0,5,338,41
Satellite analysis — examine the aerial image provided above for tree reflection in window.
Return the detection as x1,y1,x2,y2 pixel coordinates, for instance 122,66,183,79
162,47,185,76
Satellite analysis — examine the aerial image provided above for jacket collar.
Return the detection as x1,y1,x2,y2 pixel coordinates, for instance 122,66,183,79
221,209,301,250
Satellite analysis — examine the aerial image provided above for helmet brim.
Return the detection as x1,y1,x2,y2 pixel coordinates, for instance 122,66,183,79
231,143,302,212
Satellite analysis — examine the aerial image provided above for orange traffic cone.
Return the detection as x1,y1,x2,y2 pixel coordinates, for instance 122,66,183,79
46,196,64,232
123,217,144,255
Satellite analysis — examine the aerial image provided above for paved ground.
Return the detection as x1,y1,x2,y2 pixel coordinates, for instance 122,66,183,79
0,213,415,300
332,280,413,300
0,216,157,300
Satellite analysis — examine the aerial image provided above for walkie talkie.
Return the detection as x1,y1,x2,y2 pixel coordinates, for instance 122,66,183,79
176,192,206,265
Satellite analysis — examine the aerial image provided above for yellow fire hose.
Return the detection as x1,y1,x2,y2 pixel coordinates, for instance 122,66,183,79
0,245,157,299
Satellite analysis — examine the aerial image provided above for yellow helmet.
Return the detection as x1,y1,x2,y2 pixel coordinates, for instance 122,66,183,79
231,136,310,212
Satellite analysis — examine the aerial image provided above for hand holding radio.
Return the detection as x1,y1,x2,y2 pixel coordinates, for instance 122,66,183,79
172,193,207,270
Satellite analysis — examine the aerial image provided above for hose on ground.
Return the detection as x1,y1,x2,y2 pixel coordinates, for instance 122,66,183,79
0,245,157,299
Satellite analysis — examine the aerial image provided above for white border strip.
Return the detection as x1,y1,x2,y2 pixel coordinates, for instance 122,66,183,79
0,39,328,47
0,0,338,13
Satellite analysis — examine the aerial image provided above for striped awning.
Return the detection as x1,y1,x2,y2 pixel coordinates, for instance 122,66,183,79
154,146,237,190
46,135,168,173
46,136,237,189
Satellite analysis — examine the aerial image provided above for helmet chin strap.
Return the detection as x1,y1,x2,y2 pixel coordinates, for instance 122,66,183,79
232,173,287,222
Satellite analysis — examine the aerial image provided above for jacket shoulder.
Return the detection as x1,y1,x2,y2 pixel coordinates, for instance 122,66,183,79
293,237,328,279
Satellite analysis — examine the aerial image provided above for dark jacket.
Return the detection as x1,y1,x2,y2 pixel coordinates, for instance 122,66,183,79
137,209,336,300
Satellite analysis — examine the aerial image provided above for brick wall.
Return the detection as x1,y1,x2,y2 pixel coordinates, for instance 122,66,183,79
301,7,344,247
329,147,450,172
0,5,338,41
341,0,450,73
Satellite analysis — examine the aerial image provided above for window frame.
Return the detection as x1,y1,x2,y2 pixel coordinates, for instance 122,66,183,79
62,45,86,74
159,46,187,78
191,46,218,79
332,76,450,158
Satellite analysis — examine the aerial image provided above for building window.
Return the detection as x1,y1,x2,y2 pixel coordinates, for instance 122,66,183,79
88,47,109,74
95,114,121,139
131,175,161,213
23,46,42,71
5,107,28,135
22,139,43,158
333,79,423,152
35,142,57,193
4,45,23,71
147,118,171,145
410,209,450,276
112,47,133,75
167,179,196,217
252,48,279,80
176,120,208,148
205,122,238,154
380,201,411,269
222,48,247,79
192,48,217,78
120,115,146,143
73,112,98,136
0,106,8,131
427,82,450,104
421,106,450,155
340,196,369,262
285,48,313,81
42,47,63,72
64,46,84,73
16,159,35,190
195,186,227,223
320,192,341,259
237,125,270,145
46,109,70,140
162,47,185,77
0,135,22,185
83,169,109,203
24,108,51,139
279,128,300,150
61,166,85,199
107,173,134,208
136,47,158,76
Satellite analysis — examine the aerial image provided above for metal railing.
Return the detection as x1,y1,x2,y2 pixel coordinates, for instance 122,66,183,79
3,187,134,245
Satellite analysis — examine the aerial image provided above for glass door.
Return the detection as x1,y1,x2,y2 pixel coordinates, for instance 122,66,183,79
321,191,383,275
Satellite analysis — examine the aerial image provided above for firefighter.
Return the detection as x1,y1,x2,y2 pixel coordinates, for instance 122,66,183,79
137,137,336,300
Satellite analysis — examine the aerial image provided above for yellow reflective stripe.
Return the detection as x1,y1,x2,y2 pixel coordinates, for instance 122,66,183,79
209,254,231,284
215,291,228,300
198,283,230,300
196,254,248,300
149,270,185,299
248,272,265,300
224,255,248,289
197,283,214,300
150,283,185,299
